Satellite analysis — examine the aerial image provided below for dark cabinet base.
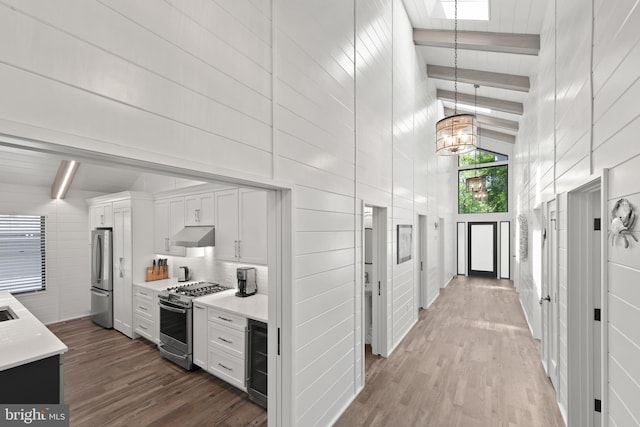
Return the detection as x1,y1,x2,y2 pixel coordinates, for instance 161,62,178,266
247,319,267,409
0,355,63,404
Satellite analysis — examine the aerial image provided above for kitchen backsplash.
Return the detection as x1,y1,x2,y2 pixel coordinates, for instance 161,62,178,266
160,247,268,295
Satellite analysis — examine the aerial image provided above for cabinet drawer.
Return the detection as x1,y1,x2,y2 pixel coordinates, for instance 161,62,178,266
134,287,153,301
208,347,245,391
135,315,154,342
208,308,246,330
208,322,245,358
134,297,154,318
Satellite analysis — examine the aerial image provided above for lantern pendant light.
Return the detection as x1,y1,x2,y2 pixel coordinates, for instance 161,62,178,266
472,188,489,201
435,0,478,156
465,84,487,194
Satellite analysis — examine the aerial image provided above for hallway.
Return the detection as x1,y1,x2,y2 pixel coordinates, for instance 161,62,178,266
335,276,565,427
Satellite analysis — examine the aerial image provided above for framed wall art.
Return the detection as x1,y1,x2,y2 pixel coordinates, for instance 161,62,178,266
397,224,412,264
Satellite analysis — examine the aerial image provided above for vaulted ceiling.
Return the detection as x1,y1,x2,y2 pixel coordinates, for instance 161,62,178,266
403,0,550,145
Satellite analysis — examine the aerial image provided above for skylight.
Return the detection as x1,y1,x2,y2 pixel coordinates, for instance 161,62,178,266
440,0,489,21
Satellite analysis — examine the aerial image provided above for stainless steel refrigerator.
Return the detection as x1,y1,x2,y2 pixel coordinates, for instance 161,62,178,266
91,228,113,328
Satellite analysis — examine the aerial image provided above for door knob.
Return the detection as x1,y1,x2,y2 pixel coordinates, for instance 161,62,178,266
539,295,551,305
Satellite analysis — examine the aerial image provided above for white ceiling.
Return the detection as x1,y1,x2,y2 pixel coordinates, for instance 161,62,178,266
403,0,551,137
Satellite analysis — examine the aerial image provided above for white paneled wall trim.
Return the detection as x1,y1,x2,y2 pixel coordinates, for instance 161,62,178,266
1,1,457,425
515,0,640,425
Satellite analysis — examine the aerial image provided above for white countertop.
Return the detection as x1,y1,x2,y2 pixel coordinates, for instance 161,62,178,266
194,290,268,323
0,291,68,371
133,278,180,293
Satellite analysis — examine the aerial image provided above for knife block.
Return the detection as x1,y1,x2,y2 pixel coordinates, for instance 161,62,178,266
146,266,168,282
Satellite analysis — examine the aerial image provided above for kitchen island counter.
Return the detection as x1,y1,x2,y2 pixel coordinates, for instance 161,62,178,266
0,291,67,371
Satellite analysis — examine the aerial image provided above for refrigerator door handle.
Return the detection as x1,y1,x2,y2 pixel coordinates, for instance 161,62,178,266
92,232,102,285
91,288,109,297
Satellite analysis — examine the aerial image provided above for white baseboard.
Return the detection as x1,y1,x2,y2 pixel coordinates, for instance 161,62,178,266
518,296,534,338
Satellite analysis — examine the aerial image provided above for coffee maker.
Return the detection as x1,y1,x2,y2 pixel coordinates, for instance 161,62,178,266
236,267,257,297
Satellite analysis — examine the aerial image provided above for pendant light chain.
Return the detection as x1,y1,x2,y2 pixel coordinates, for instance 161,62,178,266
434,0,477,156
454,0,458,114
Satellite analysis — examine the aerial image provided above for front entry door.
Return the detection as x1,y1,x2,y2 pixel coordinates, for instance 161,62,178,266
468,222,497,277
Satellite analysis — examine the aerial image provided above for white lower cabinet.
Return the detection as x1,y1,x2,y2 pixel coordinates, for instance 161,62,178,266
194,305,247,391
193,302,208,369
208,347,246,391
133,285,159,343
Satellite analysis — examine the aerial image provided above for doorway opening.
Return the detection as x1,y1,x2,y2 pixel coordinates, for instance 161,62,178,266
0,138,290,427
467,222,498,277
418,215,428,308
363,205,387,362
541,199,559,391
567,177,605,427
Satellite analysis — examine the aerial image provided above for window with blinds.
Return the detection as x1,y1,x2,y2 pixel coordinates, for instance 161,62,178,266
0,215,46,294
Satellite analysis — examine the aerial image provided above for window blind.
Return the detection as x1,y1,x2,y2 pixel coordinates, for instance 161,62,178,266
0,215,46,294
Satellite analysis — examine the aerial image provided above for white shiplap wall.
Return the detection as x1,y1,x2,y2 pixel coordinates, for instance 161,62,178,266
355,0,393,388
515,0,640,425
0,184,99,324
0,0,273,178
274,1,357,425
0,1,456,425
391,0,417,350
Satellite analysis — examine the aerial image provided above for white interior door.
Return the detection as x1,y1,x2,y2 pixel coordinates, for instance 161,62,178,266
419,215,427,308
548,201,559,390
591,191,602,427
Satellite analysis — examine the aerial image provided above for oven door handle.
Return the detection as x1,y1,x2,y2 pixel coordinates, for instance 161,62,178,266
158,302,187,314
158,345,188,361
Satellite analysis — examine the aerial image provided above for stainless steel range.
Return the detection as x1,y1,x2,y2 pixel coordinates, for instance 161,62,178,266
158,282,231,370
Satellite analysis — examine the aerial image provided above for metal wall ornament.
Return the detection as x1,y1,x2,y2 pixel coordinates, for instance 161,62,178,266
518,214,528,260
609,198,637,248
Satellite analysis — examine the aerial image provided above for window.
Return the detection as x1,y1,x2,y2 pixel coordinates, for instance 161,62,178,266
458,148,507,167
0,215,46,294
458,148,508,214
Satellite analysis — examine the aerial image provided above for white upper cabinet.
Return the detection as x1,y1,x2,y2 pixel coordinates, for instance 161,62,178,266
92,202,113,229
154,196,186,256
238,189,268,265
185,192,215,226
215,188,267,264
214,189,240,262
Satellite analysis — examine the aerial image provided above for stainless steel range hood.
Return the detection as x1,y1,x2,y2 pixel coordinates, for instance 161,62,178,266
171,226,215,247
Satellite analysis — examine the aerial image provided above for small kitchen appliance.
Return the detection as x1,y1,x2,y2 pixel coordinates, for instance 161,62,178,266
236,267,257,298
178,266,191,282
158,281,231,370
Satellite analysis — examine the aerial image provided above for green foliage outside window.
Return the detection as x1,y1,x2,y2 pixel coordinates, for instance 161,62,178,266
458,149,508,167
458,165,508,214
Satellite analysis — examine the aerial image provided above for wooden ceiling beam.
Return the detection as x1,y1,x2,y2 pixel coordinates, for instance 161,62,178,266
478,128,516,144
437,89,523,115
443,107,519,132
427,64,530,92
414,29,540,56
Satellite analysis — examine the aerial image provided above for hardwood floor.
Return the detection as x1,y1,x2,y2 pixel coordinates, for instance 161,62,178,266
336,276,566,427
47,318,266,427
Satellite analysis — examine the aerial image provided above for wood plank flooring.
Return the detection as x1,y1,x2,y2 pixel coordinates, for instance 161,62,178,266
336,276,566,427
47,318,266,427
